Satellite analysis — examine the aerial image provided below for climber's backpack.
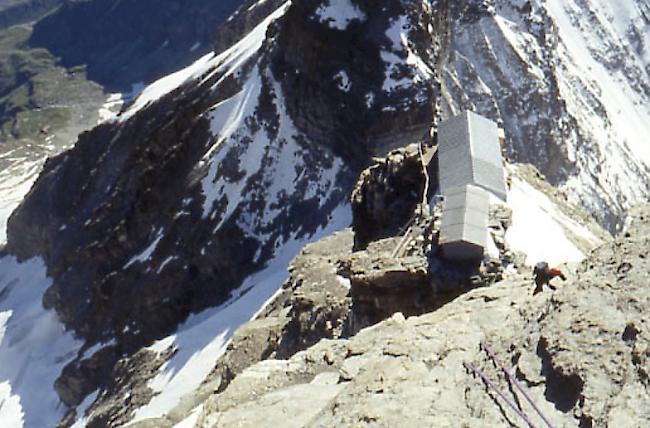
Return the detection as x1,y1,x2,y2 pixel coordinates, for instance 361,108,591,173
533,261,548,275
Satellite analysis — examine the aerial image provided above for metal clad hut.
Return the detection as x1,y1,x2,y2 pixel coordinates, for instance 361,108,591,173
438,111,507,201
437,111,506,260
439,185,491,260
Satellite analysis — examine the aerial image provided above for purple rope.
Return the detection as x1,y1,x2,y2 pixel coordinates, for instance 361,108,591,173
481,341,556,428
464,361,538,428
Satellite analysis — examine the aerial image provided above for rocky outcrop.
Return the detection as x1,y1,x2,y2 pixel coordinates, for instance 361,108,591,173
343,146,515,327
209,228,356,386
270,0,444,163
340,222,435,328
194,204,650,427
351,144,437,250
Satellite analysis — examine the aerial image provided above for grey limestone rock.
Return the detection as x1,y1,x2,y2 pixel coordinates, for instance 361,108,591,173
195,204,650,427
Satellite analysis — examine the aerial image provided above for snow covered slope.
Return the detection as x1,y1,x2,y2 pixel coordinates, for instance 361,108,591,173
444,0,650,231
505,165,606,266
0,158,40,246
128,205,351,425
0,256,83,427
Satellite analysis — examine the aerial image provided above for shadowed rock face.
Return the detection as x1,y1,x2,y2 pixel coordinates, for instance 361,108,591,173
5,0,448,411
270,0,444,163
214,0,288,55
351,145,437,250
29,0,244,90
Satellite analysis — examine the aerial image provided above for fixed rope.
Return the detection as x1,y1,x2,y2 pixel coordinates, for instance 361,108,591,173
465,341,555,428
463,361,539,428
481,341,556,428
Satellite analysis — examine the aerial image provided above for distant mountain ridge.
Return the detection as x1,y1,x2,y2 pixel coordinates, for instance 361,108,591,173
0,0,60,29
29,0,244,90
444,0,650,231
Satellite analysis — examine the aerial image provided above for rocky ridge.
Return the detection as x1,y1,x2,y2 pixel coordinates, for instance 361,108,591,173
0,0,250,246
190,206,650,428
115,143,606,427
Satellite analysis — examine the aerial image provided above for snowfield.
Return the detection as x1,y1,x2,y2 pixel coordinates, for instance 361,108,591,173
506,169,604,266
0,257,83,428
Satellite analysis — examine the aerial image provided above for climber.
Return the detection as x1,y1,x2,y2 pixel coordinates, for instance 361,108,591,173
532,261,566,295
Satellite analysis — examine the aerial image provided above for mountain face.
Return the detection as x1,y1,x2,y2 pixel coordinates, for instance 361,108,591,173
4,0,444,423
8,0,444,340
444,0,650,231
0,0,61,29
0,0,647,427
0,0,250,246
29,0,246,90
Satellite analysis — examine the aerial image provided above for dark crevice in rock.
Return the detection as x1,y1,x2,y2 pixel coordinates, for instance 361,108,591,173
491,396,522,428
578,415,594,428
622,322,640,342
504,375,526,419
536,337,584,413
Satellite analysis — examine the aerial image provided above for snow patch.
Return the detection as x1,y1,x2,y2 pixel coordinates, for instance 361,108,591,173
201,71,264,220
124,228,164,269
80,339,116,360
505,174,600,266
381,14,433,94
315,0,366,30
97,93,124,124
97,84,143,124
172,404,204,428
336,275,351,289
69,390,99,428
118,54,215,121
334,70,351,92
0,159,42,245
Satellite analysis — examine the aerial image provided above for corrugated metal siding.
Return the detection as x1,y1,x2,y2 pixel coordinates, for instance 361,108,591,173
439,185,490,260
467,112,507,200
438,111,507,201
438,113,472,194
